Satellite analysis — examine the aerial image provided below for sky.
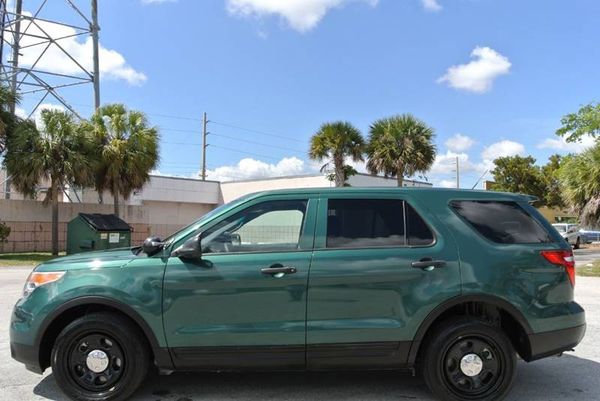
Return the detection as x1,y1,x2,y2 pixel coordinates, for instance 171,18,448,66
7,0,600,188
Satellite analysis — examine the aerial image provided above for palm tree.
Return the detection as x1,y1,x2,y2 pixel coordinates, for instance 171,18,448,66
309,121,365,187
366,114,436,187
559,144,600,227
90,104,159,216
3,110,94,255
0,83,21,155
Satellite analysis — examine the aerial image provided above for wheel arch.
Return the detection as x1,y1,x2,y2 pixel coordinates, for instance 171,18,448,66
36,296,173,371
408,294,534,365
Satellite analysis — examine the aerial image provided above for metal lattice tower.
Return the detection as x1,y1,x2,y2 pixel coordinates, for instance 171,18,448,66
0,0,99,119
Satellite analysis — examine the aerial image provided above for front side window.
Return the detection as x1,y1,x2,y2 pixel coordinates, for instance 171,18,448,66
451,200,552,244
201,200,307,254
326,199,405,248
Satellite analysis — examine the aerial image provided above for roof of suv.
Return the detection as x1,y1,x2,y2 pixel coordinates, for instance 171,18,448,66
245,187,535,201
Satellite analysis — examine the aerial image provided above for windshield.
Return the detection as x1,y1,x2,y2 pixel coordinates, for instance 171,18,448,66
161,194,253,244
553,224,567,233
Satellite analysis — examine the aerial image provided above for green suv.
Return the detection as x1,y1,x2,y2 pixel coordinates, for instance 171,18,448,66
10,188,585,401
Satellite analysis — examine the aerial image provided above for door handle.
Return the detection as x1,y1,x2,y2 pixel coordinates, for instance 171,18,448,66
260,266,297,275
411,259,447,270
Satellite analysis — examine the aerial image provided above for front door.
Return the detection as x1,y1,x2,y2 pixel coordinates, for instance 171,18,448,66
163,196,317,370
307,194,461,369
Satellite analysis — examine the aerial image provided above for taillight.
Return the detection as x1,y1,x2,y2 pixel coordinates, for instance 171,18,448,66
541,250,575,286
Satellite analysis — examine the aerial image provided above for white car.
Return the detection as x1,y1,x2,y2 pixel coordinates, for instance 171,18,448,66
552,223,581,249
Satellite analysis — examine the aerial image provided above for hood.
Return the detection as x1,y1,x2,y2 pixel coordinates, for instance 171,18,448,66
35,247,142,272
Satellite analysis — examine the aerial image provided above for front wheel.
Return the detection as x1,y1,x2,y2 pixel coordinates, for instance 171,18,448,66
421,318,516,401
51,312,150,401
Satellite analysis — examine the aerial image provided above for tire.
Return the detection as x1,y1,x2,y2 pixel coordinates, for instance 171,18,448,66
51,312,150,401
420,318,516,401
574,237,581,250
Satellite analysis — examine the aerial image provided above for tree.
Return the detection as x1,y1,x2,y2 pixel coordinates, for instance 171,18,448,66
540,154,565,208
3,110,94,255
0,221,10,243
489,155,565,207
559,144,600,227
556,102,600,143
366,114,436,187
0,83,21,155
309,121,365,187
490,155,546,200
90,104,159,216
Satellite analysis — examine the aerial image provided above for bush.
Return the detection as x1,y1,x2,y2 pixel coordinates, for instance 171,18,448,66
0,221,10,243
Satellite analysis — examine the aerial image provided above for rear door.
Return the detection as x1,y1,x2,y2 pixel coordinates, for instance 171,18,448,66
306,193,461,369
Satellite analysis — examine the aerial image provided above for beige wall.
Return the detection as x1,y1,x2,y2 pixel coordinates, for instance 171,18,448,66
0,199,215,253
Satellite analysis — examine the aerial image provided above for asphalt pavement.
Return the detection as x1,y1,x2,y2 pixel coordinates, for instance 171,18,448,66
0,253,598,401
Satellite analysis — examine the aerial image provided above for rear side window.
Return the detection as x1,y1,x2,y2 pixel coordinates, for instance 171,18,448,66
406,203,435,246
326,199,434,248
451,200,552,244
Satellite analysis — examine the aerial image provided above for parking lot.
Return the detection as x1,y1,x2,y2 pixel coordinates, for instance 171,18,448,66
0,250,598,401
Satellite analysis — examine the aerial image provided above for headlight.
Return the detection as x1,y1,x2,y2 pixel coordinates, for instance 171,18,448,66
23,272,65,297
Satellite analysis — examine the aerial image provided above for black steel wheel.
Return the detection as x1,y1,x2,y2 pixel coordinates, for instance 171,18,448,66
421,318,516,401
51,312,149,401
67,333,125,392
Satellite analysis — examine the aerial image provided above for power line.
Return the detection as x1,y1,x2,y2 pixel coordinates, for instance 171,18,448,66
210,120,305,143
210,144,283,161
211,132,306,154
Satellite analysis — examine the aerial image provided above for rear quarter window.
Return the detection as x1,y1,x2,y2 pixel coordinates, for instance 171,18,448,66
450,200,553,244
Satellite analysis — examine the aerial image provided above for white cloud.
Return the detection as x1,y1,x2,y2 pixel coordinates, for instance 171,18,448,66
438,47,511,93
226,0,378,32
430,150,482,175
421,0,442,12
205,157,306,182
438,179,457,188
537,135,596,154
14,12,146,85
445,133,475,152
481,140,525,167
14,107,28,120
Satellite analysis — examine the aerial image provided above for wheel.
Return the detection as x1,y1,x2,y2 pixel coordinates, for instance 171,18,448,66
51,312,150,401
574,237,581,249
421,318,516,401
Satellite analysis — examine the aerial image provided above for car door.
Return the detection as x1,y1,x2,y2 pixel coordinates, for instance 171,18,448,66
306,193,461,369
163,195,317,370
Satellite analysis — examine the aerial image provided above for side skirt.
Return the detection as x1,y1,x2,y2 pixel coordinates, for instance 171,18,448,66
170,342,412,371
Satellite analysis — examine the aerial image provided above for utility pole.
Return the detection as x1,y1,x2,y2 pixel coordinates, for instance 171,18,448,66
91,0,100,109
201,112,208,180
455,156,460,189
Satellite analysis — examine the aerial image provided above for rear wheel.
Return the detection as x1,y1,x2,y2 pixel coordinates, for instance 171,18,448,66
51,312,149,401
421,318,516,401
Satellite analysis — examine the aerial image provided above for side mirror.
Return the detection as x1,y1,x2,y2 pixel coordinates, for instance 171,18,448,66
142,236,164,256
171,235,202,260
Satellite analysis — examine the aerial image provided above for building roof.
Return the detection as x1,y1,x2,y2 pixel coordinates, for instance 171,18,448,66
79,213,131,232
219,172,432,185
239,186,529,199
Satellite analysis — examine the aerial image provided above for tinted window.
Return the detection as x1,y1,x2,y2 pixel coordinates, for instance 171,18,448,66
406,203,435,245
201,200,307,253
451,200,552,244
327,199,405,248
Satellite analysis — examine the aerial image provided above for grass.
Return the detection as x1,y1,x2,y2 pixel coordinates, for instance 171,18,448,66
0,252,62,267
577,260,600,277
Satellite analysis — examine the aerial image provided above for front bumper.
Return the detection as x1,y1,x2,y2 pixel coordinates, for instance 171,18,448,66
10,341,43,374
527,323,586,361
